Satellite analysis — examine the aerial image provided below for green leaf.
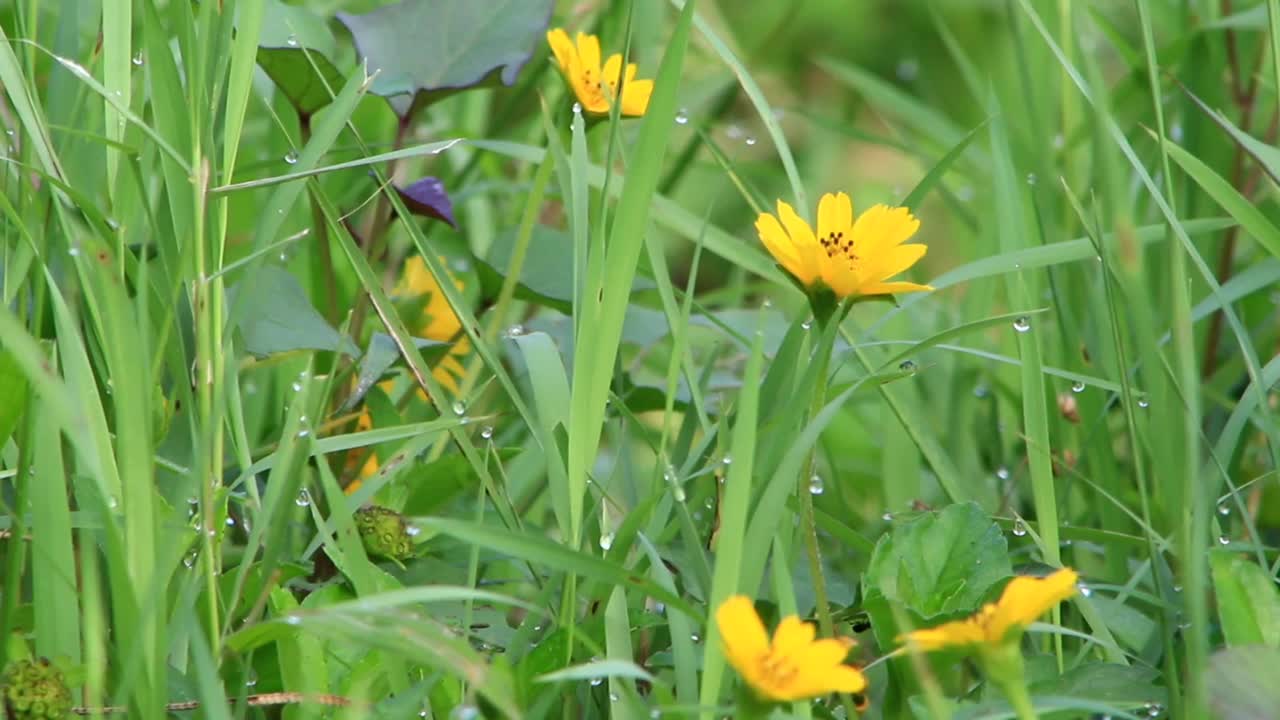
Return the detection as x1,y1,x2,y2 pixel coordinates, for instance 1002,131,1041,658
0,350,28,447
862,502,1013,619
256,0,347,116
345,333,450,410
1211,551,1280,647
1207,647,1280,720
338,0,553,113
400,449,519,516
1028,661,1166,707
228,265,359,357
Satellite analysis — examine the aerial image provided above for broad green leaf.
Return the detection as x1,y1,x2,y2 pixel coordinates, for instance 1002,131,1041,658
1207,647,1280,720
862,502,1013,619
345,333,450,410
228,265,359,357
1211,551,1280,647
257,0,346,115
338,0,553,112
1028,662,1165,707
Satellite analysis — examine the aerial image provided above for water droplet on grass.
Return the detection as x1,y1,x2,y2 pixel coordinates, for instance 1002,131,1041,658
452,401,466,416
1011,519,1027,537
1218,503,1230,516
808,475,825,495
1012,317,1031,333
675,108,689,125
132,51,144,66
996,467,1010,481
481,425,494,439
1071,380,1085,393
284,150,299,165
1217,535,1230,545
899,360,917,373
286,34,299,47
599,533,613,550
295,489,311,507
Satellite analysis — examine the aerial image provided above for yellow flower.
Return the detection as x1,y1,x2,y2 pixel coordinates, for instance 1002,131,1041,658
900,568,1079,652
546,28,653,117
755,192,933,299
344,256,470,494
395,255,469,394
716,595,867,702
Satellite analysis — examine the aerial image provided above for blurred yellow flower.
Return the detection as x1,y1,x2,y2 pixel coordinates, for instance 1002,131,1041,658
716,595,867,702
755,192,933,299
900,568,1079,652
546,28,652,117
345,256,470,494
395,255,469,394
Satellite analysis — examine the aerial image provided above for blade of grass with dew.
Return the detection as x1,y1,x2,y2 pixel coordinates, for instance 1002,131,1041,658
568,0,696,543
697,310,763,717
674,0,805,210
988,88,1060,567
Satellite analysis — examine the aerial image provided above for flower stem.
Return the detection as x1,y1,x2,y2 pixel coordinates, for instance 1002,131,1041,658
997,677,1039,720
797,305,858,719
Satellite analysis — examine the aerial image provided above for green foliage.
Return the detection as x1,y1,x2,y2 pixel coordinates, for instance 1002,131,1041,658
3,0,1280,717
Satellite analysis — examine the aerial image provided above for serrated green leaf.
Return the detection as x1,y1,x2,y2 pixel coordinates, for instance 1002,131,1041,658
863,502,1013,619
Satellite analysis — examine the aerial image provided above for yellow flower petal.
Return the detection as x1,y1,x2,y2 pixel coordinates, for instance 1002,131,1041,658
602,54,623,94
867,243,928,283
620,78,652,116
546,29,576,72
856,280,934,296
756,212,809,283
816,191,853,243
987,568,1079,643
902,614,989,651
716,596,770,672
851,204,920,255
575,32,601,76
771,616,817,658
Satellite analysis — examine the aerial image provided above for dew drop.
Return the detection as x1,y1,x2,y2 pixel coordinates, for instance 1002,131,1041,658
1012,316,1031,333
481,425,494,439
295,489,311,507
451,705,480,720
182,551,197,569
673,486,687,503
674,108,689,125
1137,398,1150,409
996,466,1010,481
609,692,620,703
504,324,525,338
406,525,421,537
226,516,236,527
1079,584,1093,597
895,58,919,81
107,495,119,509
1217,503,1230,516
245,672,258,688
296,429,310,438
452,400,466,416
808,475,825,495
744,136,757,146
1173,584,1183,593
132,51,144,66
898,360,917,373
589,677,604,687
721,455,732,466
291,381,303,392
572,102,583,114
1217,535,1230,545
801,319,813,330
881,512,893,521
1071,380,1085,393
1026,172,1038,186
284,614,302,625
285,34,299,47
973,384,989,398
283,150,299,165
68,246,80,257
1011,519,1027,537
690,632,701,643
599,533,614,551
1052,133,1065,150
651,710,662,719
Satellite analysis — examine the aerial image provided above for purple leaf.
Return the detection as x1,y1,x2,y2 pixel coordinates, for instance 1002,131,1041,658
395,176,457,228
